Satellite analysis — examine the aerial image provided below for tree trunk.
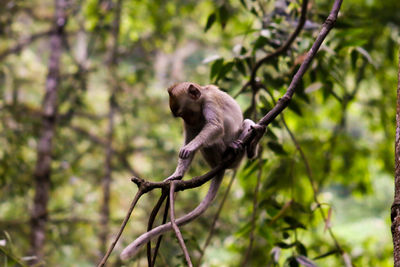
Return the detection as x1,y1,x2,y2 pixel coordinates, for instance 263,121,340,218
99,0,122,255
29,0,66,264
392,48,400,267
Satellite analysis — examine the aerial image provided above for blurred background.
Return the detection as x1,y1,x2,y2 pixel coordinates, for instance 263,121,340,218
0,0,399,266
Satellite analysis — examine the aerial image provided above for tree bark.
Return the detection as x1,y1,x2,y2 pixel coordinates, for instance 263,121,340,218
29,0,66,264
392,48,400,267
99,0,122,255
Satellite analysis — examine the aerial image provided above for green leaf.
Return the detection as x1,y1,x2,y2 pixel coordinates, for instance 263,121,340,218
216,61,234,82
204,13,216,32
313,250,339,260
275,241,296,249
267,141,286,155
287,256,300,267
218,5,229,29
283,216,306,230
210,58,224,81
253,36,269,50
235,59,247,76
266,129,278,140
288,99,302,116
351,49,358,70
296,241,307,256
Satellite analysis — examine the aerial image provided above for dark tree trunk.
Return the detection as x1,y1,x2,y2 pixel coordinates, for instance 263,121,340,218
392,49,400,267
29,0,66,264
99,0,122,255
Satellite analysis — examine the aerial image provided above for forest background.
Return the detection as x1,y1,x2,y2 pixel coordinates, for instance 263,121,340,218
0,0,399,266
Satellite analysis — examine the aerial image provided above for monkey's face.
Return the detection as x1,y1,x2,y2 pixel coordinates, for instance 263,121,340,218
168,83,203,123
169,94,180,117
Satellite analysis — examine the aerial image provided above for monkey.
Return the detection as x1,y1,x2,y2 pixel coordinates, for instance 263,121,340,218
120,82,265,260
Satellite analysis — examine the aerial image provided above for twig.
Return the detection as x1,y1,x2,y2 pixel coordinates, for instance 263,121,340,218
241,153,263,265
249,0,309,85
235,0,309,97
0,29,55,61
280,115,351,265
263,81,351,265
97,189,143,267
146,190,168,266
257,0,343,128
151,195,170,267
169,181,193,267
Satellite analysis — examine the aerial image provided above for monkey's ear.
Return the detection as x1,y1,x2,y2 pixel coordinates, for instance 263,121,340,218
188,84,201,100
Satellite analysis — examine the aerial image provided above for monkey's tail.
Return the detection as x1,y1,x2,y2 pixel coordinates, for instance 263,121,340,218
120,173,224,260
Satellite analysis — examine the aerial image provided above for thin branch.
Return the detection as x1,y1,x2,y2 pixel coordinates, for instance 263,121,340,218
0,246,29,267
241,154,263,266
280,115,348,260
264,82,351,265
257,0,342,128
249,0,309,85
97,189,143,267
151,195,170,267
236,0,309,97
69,124,141,177
146,190,168,266
0,29,55,61
169,181,193,267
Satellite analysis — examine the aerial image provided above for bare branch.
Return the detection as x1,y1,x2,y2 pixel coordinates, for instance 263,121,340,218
97,190,143,267
150,194,170,267
0,29,55,61
241,154,263,265
146,190,168,266
249,0,309,85
169,181,193,267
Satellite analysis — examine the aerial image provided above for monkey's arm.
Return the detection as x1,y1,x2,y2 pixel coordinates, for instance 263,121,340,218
165,125,197,181
165,156,194,181
179,101,223,159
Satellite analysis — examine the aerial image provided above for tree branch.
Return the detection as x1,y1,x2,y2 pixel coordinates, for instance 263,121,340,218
169,181,193,267
249,0,309,85
0,29,55,61
97,190,143,267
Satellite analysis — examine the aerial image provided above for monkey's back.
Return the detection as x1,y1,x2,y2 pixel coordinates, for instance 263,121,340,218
200,85,244,167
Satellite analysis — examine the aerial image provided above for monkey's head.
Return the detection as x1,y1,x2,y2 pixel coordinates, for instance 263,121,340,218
167,82,202,123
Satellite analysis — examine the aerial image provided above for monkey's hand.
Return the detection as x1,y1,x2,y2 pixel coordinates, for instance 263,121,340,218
179,144,197,159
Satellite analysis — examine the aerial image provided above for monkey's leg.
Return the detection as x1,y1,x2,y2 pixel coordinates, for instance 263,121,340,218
120,171,224,260
241,119,266,159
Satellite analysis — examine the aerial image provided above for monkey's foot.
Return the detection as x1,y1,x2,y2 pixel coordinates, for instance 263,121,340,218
247,124,266,158
226,140,244,156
